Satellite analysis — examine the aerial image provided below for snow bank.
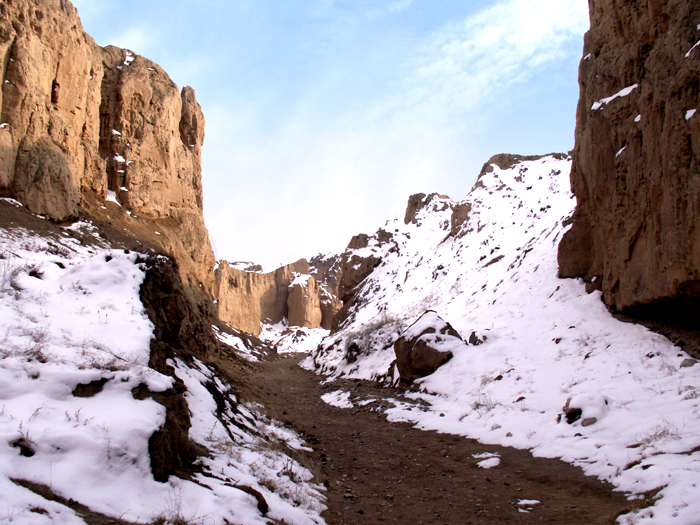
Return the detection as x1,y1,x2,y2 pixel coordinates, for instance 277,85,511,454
0,222,326,524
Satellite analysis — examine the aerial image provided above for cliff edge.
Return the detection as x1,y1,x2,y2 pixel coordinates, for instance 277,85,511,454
0,0,214,291
558,0,700,322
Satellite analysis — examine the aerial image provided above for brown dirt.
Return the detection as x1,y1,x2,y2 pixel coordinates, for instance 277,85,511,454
11,478,139,525
226,353,638,525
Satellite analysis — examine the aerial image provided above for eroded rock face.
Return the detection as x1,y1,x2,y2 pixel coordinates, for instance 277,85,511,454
214,259,339,335
558,0,700,315
309,253,342,329
0,0,214,291
287,275,323,329
393,311,464,383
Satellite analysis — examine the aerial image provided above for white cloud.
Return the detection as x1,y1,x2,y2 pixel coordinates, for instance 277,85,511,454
401,0,589,122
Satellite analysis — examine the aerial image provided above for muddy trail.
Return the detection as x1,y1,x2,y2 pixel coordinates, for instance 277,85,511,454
225,353,636,525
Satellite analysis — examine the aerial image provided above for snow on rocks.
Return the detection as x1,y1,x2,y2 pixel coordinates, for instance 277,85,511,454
259,322,329,355
591,84,638,110
0,223,326,524
392,311,466,383
561,393,613,426
307,154,700,524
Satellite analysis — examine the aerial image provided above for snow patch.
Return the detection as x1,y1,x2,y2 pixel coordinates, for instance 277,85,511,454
591,84,638,110
105,191,120,205
321,390,354,409
473,452,500,469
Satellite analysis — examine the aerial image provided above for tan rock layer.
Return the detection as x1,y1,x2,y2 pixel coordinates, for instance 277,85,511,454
215,259,329,335
0,0,214,291
559,0,700,313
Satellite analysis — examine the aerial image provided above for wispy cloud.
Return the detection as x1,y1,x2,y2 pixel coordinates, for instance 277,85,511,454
401,0,589,123
205,0,590,268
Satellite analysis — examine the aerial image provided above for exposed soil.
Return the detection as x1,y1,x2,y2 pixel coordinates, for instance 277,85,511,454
228,353,639,525
11,478,139,525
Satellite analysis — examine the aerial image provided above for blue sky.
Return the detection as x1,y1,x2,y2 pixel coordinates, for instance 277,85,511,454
73,0,589,270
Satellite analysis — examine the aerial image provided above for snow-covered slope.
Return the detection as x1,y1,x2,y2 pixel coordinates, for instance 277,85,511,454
306,156,700,525
0,201,325,525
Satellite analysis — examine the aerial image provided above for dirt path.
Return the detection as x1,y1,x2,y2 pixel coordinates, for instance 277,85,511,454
230,353,635,525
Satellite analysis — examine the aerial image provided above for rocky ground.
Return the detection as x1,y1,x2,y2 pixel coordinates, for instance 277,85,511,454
223,352,639,525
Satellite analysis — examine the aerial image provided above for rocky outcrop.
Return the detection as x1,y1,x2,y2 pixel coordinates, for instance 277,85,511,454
334,194,461,331
287,274,323,328
477,153,567,179
558,0,700,318
338,230,395,302
0,0,214,291
404,192,451,225
214,259,308,335
309,253,342,330
393,311,464,383
214,258,342,335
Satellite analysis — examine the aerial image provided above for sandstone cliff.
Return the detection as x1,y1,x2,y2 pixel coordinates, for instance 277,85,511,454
558,0,700,320
214,257,342,335
0,0,214,291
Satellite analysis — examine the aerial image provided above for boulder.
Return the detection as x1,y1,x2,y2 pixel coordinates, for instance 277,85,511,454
561,394,612,427
393,311,465,383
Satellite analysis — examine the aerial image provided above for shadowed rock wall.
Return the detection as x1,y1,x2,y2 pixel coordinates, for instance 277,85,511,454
558,0,700,315
0,0,214,291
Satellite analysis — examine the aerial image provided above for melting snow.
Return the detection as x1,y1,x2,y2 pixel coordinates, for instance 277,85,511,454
473,452,500,469
685,109,696,120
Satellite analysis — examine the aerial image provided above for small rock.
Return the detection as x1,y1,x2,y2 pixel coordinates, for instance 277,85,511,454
581,417,597,427
469,331,487,345
680,358,698,368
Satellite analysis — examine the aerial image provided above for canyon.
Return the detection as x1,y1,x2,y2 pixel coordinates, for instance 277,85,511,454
0,0,699,524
